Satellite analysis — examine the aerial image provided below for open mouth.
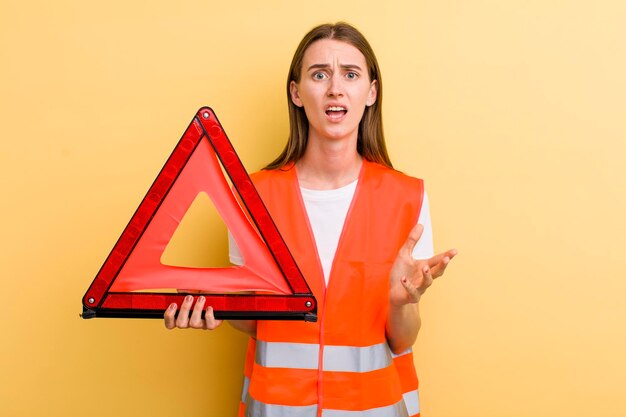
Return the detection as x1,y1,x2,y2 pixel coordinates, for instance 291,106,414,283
325,106,347,119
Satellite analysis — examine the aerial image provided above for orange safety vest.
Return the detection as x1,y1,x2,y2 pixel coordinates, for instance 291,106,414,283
238,160,424,417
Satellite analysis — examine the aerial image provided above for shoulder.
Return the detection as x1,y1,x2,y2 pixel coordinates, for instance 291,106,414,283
249,163,296,196
364,160,424,191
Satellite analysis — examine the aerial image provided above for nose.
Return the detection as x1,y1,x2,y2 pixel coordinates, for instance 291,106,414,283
327,73,344,97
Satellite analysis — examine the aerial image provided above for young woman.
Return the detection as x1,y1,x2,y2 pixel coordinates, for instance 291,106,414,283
165,22,457,417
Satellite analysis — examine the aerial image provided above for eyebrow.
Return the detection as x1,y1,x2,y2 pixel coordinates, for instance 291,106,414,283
306,63,363,72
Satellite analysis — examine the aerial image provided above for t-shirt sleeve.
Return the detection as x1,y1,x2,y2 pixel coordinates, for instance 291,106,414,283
228,231,244,266
411,191,435,260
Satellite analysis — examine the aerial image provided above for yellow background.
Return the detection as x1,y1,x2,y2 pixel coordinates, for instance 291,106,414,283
2,1,625,416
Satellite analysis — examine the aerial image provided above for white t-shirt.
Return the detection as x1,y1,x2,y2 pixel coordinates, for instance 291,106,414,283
229,181,434,285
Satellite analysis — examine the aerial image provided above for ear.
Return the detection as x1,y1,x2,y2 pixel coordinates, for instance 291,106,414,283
366,80,378,107
289,80,304,107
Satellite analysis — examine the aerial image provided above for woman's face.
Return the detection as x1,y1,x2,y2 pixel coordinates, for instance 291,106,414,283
290,39,377,144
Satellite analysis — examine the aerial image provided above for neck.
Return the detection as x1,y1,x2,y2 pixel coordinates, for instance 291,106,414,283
296,135,363,190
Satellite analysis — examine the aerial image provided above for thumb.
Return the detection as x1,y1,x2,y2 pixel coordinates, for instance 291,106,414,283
402,223,424,255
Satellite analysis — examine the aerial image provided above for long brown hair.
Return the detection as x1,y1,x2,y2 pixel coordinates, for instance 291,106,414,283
265,22,392,170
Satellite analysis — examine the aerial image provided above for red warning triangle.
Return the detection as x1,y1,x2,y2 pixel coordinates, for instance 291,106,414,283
82,107,317,321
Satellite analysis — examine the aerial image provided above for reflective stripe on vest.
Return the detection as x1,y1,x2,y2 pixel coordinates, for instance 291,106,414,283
255,340,392,373
390,348,412,359
390,348,420,416
241,375,250,403
324,342,392,372
322,400,409,417
246,396,317,417
241,381,418,417
255,341,319,369
246,396,409,417
402,389,420,417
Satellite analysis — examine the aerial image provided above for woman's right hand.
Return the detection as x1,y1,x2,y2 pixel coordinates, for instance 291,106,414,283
163,295,223,330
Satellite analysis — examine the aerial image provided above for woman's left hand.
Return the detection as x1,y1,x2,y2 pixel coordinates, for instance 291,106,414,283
389,224,457,306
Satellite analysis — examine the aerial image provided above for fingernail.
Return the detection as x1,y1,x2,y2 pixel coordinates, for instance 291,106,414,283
185,295,193,302
168,303,176,310
198,296,205,303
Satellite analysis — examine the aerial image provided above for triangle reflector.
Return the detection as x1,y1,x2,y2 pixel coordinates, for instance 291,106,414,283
82,107,317,321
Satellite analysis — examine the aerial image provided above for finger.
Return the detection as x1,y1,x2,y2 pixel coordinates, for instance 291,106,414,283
402,224,424,256
189,296,206,329
422,265,434,287
175,295,194,328
205,306,224,330
430,251,456,278
164,303,177,329
401,276,421,303
426,258,446,279
444,249,458,261
427,248,457,269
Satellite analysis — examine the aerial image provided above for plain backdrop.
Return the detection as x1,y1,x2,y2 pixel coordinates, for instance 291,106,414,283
1,1,625,416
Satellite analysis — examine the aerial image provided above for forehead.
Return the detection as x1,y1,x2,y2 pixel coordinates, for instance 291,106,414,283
302,39,367,68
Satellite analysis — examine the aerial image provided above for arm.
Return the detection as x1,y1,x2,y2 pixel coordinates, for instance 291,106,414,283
228,317,257,337
386,223,457,354
386,299,422,355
